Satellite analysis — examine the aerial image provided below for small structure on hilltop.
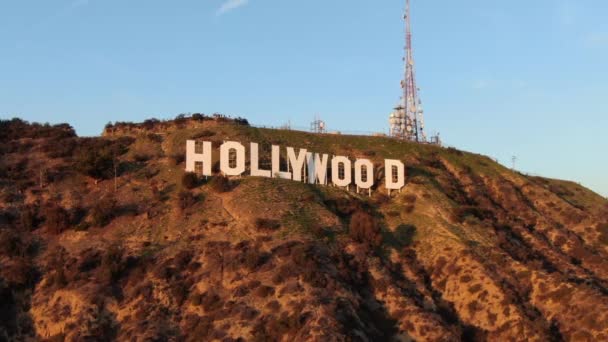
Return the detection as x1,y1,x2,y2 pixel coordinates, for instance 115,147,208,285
310,115,327,134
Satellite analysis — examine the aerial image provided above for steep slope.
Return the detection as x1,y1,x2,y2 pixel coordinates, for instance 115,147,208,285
1,116,607,341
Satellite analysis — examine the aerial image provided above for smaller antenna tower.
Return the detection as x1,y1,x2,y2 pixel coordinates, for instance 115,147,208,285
310,115,327,134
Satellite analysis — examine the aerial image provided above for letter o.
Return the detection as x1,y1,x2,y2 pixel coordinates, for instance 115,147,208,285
220,141,246,176
331,156,352,187
354,159,374,189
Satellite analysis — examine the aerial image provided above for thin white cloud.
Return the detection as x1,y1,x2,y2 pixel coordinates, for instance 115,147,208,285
216,0,249,16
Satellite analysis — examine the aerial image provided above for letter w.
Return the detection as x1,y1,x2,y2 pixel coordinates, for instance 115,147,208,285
306,153,328,185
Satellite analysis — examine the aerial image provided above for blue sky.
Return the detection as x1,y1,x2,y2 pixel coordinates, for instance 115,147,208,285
1,0,607,196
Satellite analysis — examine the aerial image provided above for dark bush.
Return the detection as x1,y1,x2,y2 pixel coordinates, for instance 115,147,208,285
182,172,200,190
446,147,464,156
142,119,160,130
200,291,222,312
254,285,275,298
174,114,188,124
0,118,76,141
146,133,163,143
324,197,361,218
133,153,151,163
43,204,70,234
45,137,77,159
393,224,416,247
174,250,193,269
19,205,39,231
233,117,249,126
170,154,185,165
77,249,102,273
178,191,198,210
254,218,281,232
170,280,189,305
44,246,69,287
0,209,15,227
0,229,26,257
402,194,417,204
98,245,125,284
191,113,207,121
598,223,608,245
74,138,131,180
91,196,117,227
349,210,382,247
244,250,271,271
452,206,494,223
69,207,87,227
2,257,38,287
74,146,114,180
209,175,231,193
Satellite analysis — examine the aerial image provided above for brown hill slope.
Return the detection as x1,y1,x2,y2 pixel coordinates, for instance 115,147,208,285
1,116,607,341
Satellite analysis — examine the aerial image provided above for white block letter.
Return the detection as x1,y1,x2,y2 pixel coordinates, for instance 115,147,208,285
250,142,271,178
306,153,328,185
354,159,374,189
272,145,292,179
186,140,212,176
331,156,352,187
287,147,307,182
220,141,246,176
385,159,405,192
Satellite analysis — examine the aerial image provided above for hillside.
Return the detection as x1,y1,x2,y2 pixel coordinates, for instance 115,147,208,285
1,116,607,341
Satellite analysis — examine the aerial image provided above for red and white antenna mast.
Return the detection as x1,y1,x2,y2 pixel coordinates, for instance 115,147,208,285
390,0,426,142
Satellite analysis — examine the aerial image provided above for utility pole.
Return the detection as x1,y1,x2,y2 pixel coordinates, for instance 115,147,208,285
512,156,517,170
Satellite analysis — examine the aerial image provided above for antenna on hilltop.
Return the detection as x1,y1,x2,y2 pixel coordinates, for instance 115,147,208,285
310,115,326,134
389,0,428,143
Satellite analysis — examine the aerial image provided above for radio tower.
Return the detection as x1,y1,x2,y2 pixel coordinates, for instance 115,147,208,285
389,0,426,142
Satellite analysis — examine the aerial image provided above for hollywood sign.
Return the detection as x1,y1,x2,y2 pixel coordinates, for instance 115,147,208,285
185,140,406,194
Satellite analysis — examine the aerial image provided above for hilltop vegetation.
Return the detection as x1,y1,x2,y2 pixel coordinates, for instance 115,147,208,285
1,116,607,341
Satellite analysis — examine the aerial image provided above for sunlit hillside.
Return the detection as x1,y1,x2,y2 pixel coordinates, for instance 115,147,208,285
1,115,607,341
